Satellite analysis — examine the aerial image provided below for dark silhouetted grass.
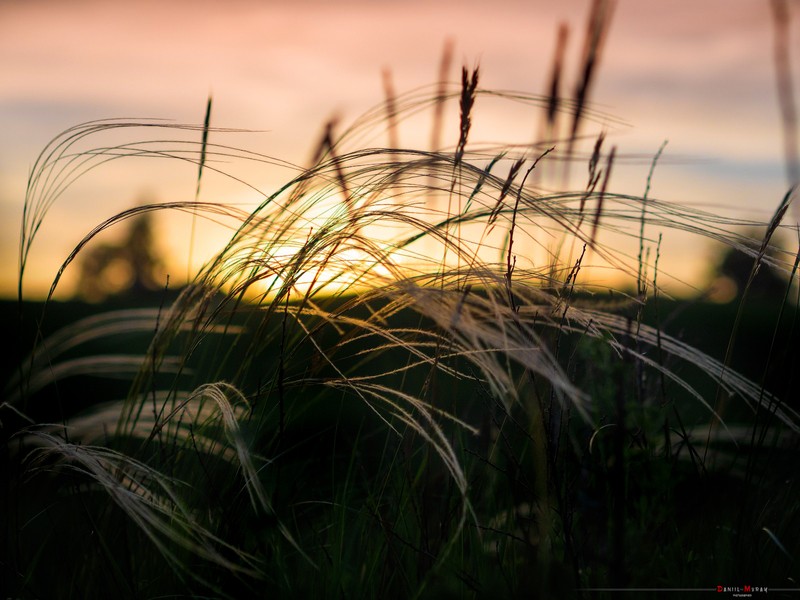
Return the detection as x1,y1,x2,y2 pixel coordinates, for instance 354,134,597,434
3,33,799,600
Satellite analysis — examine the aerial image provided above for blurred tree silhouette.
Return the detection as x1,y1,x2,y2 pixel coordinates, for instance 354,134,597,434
76,211,166,302
708,228,789,303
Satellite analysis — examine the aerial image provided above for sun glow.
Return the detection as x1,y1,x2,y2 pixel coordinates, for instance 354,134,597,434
4,0,795,303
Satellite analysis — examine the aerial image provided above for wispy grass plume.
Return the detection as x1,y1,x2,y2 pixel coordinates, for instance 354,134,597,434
7,65,800,598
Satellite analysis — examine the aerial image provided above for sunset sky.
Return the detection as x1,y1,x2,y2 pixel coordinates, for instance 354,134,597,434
1,0,797,300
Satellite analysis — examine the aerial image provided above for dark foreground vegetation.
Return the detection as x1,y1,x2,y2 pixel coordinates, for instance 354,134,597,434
3,3,800,596
2,283,799,599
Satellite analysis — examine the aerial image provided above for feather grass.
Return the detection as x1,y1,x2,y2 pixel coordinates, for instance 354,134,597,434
6,71,800,596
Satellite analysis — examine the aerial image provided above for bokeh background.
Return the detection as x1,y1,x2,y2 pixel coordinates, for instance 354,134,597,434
1,0,797,300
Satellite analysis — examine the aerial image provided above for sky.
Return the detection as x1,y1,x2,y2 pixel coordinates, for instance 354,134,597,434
1,0,798,300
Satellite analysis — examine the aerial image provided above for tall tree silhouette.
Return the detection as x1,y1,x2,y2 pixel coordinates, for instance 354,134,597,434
76,211,165,302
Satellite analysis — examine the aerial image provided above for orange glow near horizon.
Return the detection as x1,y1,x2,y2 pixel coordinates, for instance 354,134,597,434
1,0,798,302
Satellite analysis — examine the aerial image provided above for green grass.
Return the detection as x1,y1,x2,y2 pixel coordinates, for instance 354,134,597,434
3,61,800,598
